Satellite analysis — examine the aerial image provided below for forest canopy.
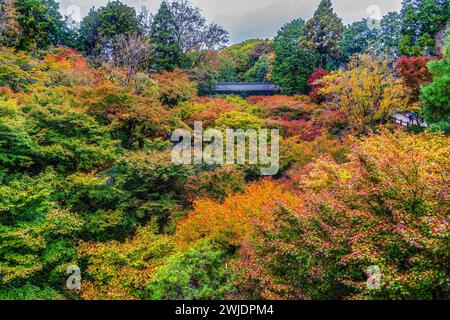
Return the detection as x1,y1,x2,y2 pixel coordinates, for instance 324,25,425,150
0,0,449,301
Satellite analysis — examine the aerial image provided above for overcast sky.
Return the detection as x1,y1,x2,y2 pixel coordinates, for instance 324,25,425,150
58,0,403,44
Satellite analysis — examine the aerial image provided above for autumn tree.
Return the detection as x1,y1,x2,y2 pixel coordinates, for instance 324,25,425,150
81,84,174,149
300,0,343,67
168,0,229,68
176,180,302,248
78,223,175,300
232,129,450,300
0,0,21,47
307,67,329,103
154,70,197,106
396,56,435,103
320,55,412,133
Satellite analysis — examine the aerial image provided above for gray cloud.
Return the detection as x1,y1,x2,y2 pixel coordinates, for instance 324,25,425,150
57,0,402,43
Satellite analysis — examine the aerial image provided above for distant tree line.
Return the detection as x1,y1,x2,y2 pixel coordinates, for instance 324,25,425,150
0,0,448,99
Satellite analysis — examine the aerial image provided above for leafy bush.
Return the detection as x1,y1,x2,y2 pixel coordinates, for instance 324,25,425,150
146,241,235,300
78,223,175,300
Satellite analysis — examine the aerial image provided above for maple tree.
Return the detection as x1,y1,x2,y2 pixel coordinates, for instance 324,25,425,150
1,0,449,302
320,55,413,134
396,56,435,102
307,67,329,103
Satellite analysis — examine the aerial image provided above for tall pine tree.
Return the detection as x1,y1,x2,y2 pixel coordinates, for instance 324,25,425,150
272,18,318,94
420,30,450,129
340,19,378,62
5,0,70,50
399,0,450,56
149,1,185,72
300,0,343,67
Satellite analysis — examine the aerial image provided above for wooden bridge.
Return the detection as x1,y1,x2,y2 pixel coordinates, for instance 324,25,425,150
214,82,282,96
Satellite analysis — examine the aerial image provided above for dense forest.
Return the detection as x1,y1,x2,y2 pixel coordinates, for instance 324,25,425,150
0,0,449,300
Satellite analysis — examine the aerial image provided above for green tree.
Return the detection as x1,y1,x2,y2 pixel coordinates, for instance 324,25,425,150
272,18,318,94
244,54,270,82
420,30,450,128
149,1,185,72
372,12,402,57
341,19,377,61
216,54,237,82
220,39,272,81
300,0,343,67
399,0,450,56
0,171,83,299
146,241,234,300
11,0,70,50
62,150,190,241
78,0,141,57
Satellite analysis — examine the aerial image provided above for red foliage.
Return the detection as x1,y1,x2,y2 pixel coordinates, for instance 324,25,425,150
247,95,330,140
307,68,329,103
44,46,104,85
0,86,14,97
154,70,197,106
396,56,435,101
247,95,314,120
182,97,243,127
265,118,322,141
248,42,273,65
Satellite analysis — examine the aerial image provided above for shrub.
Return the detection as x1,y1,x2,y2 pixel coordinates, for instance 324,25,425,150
146,241,235,300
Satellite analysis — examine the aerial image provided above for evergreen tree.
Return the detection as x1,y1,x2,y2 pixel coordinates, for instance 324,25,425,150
244,54,270,82
372,12,402,57
272,18,318,94
341,19,378,62
6,0,70,50
79,1,141,57
149,1,185,72
399,0,450,56
420,30,450,129
300,0,343,67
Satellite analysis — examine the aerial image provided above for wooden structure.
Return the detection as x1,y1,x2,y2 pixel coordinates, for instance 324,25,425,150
393,113,428,128
214,82,282,96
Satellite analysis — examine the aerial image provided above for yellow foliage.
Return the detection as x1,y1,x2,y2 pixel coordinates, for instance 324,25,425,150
320,55,417,133
78,223,175,300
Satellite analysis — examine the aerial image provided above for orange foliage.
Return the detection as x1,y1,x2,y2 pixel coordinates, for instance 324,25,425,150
175,180,303,248
181,97,243,127
154,70,197,106
43,47,103,86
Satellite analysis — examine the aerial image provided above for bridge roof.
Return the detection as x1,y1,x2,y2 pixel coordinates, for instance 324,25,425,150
215,82,282,92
